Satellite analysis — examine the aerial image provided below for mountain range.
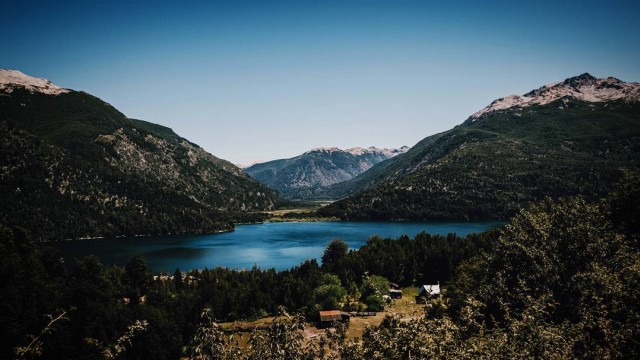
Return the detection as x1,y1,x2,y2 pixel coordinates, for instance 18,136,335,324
244,146,408,199
0,69,277,240
2,70,639,237
318,73,640,220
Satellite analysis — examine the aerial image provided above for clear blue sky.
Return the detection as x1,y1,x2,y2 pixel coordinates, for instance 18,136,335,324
2,0,639,164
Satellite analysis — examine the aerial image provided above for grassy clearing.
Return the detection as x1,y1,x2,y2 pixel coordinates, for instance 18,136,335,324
267,208,315,216
268,200,334,215
263,200,338,222
218,287,425,346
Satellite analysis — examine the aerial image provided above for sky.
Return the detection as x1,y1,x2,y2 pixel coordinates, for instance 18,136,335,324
2,0,639,164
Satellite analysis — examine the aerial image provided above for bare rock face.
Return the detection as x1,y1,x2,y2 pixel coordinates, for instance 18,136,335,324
471,73,640,120
0,69,70,95
244,146,409,199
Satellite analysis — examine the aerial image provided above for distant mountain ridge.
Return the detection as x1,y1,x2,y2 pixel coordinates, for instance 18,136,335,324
0,69,277,240
244,146,408,199
471,73,640,120
319,73,640,220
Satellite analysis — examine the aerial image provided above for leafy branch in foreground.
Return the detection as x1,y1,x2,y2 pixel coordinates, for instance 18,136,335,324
15,308,74,359
186,308,243,360
102,320,149,359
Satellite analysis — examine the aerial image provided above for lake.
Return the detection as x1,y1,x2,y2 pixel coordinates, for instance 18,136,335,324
50,221,504,272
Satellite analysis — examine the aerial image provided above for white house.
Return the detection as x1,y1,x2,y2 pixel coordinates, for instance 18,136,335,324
417,283,440,299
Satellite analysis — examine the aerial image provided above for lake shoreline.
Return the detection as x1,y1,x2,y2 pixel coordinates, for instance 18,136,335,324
47,221,506,272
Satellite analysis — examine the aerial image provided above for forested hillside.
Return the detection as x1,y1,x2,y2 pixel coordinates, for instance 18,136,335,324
321,75,640,220
2,173,638,359
0,71,276,240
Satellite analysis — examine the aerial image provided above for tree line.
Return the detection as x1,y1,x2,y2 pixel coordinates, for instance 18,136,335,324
180,170,640,359
3,171,638,359
1,218,489,359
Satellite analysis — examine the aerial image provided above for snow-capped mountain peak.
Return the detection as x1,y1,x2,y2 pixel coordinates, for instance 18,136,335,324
347,146,410,157
305,146,409,157
307,147,341,154
245,145,411,197
0,69,70,95
470,73,640,120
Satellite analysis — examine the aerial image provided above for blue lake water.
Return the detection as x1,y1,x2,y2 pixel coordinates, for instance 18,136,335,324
50,221,504,272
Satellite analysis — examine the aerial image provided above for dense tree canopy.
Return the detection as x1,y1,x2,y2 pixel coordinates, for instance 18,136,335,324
321,239,349,272
2,173,638,358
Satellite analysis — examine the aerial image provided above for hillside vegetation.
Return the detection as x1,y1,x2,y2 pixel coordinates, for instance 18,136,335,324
321,99,640,220
2,173,638,359
0,87,276,240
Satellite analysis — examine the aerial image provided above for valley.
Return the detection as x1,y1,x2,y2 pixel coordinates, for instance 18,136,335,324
2,0,640,358
2,56,639,360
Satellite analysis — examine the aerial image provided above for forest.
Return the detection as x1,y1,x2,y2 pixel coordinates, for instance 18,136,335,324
0,87,278,241
2,172,638,359
319,100,640,221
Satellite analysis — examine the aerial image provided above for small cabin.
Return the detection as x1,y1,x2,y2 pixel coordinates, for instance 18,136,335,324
389,289,403,299
417,283,441,301
318,310,351,328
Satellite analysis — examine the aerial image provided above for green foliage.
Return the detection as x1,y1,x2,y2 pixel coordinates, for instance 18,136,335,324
0,218,497,358
246,316,309,360
320,100,640,220
15,308,72,359
173,267,184,291
609,169,640,242
186,308,242,360
321,239,348,271
360,275,389,299
311,275,347,311
362,295,384,312
443,179,640,358
125,255,153,302
102,320,149,359
0,89,277,241
0,227,67,359
332,231,496,289
360,275,389,311
4,175,639,358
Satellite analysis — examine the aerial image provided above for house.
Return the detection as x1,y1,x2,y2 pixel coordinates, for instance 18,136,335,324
389,289,403,299
318,310,351,328
417,283,440,300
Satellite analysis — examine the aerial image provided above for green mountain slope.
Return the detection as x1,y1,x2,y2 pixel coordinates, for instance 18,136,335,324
0,70,276,240
315,131,450,200
320,75,640,220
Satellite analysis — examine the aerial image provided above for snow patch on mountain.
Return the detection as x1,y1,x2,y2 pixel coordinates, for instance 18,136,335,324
471,73,640,120
306,146,409,157
245,145,411,197
0,69,70,95
236,161,263,169
306,147,341,154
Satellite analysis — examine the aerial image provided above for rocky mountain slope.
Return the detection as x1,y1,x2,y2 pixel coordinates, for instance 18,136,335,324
470,73,640,119
244,146,408,199
319,73,640,220
0,69,277,240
